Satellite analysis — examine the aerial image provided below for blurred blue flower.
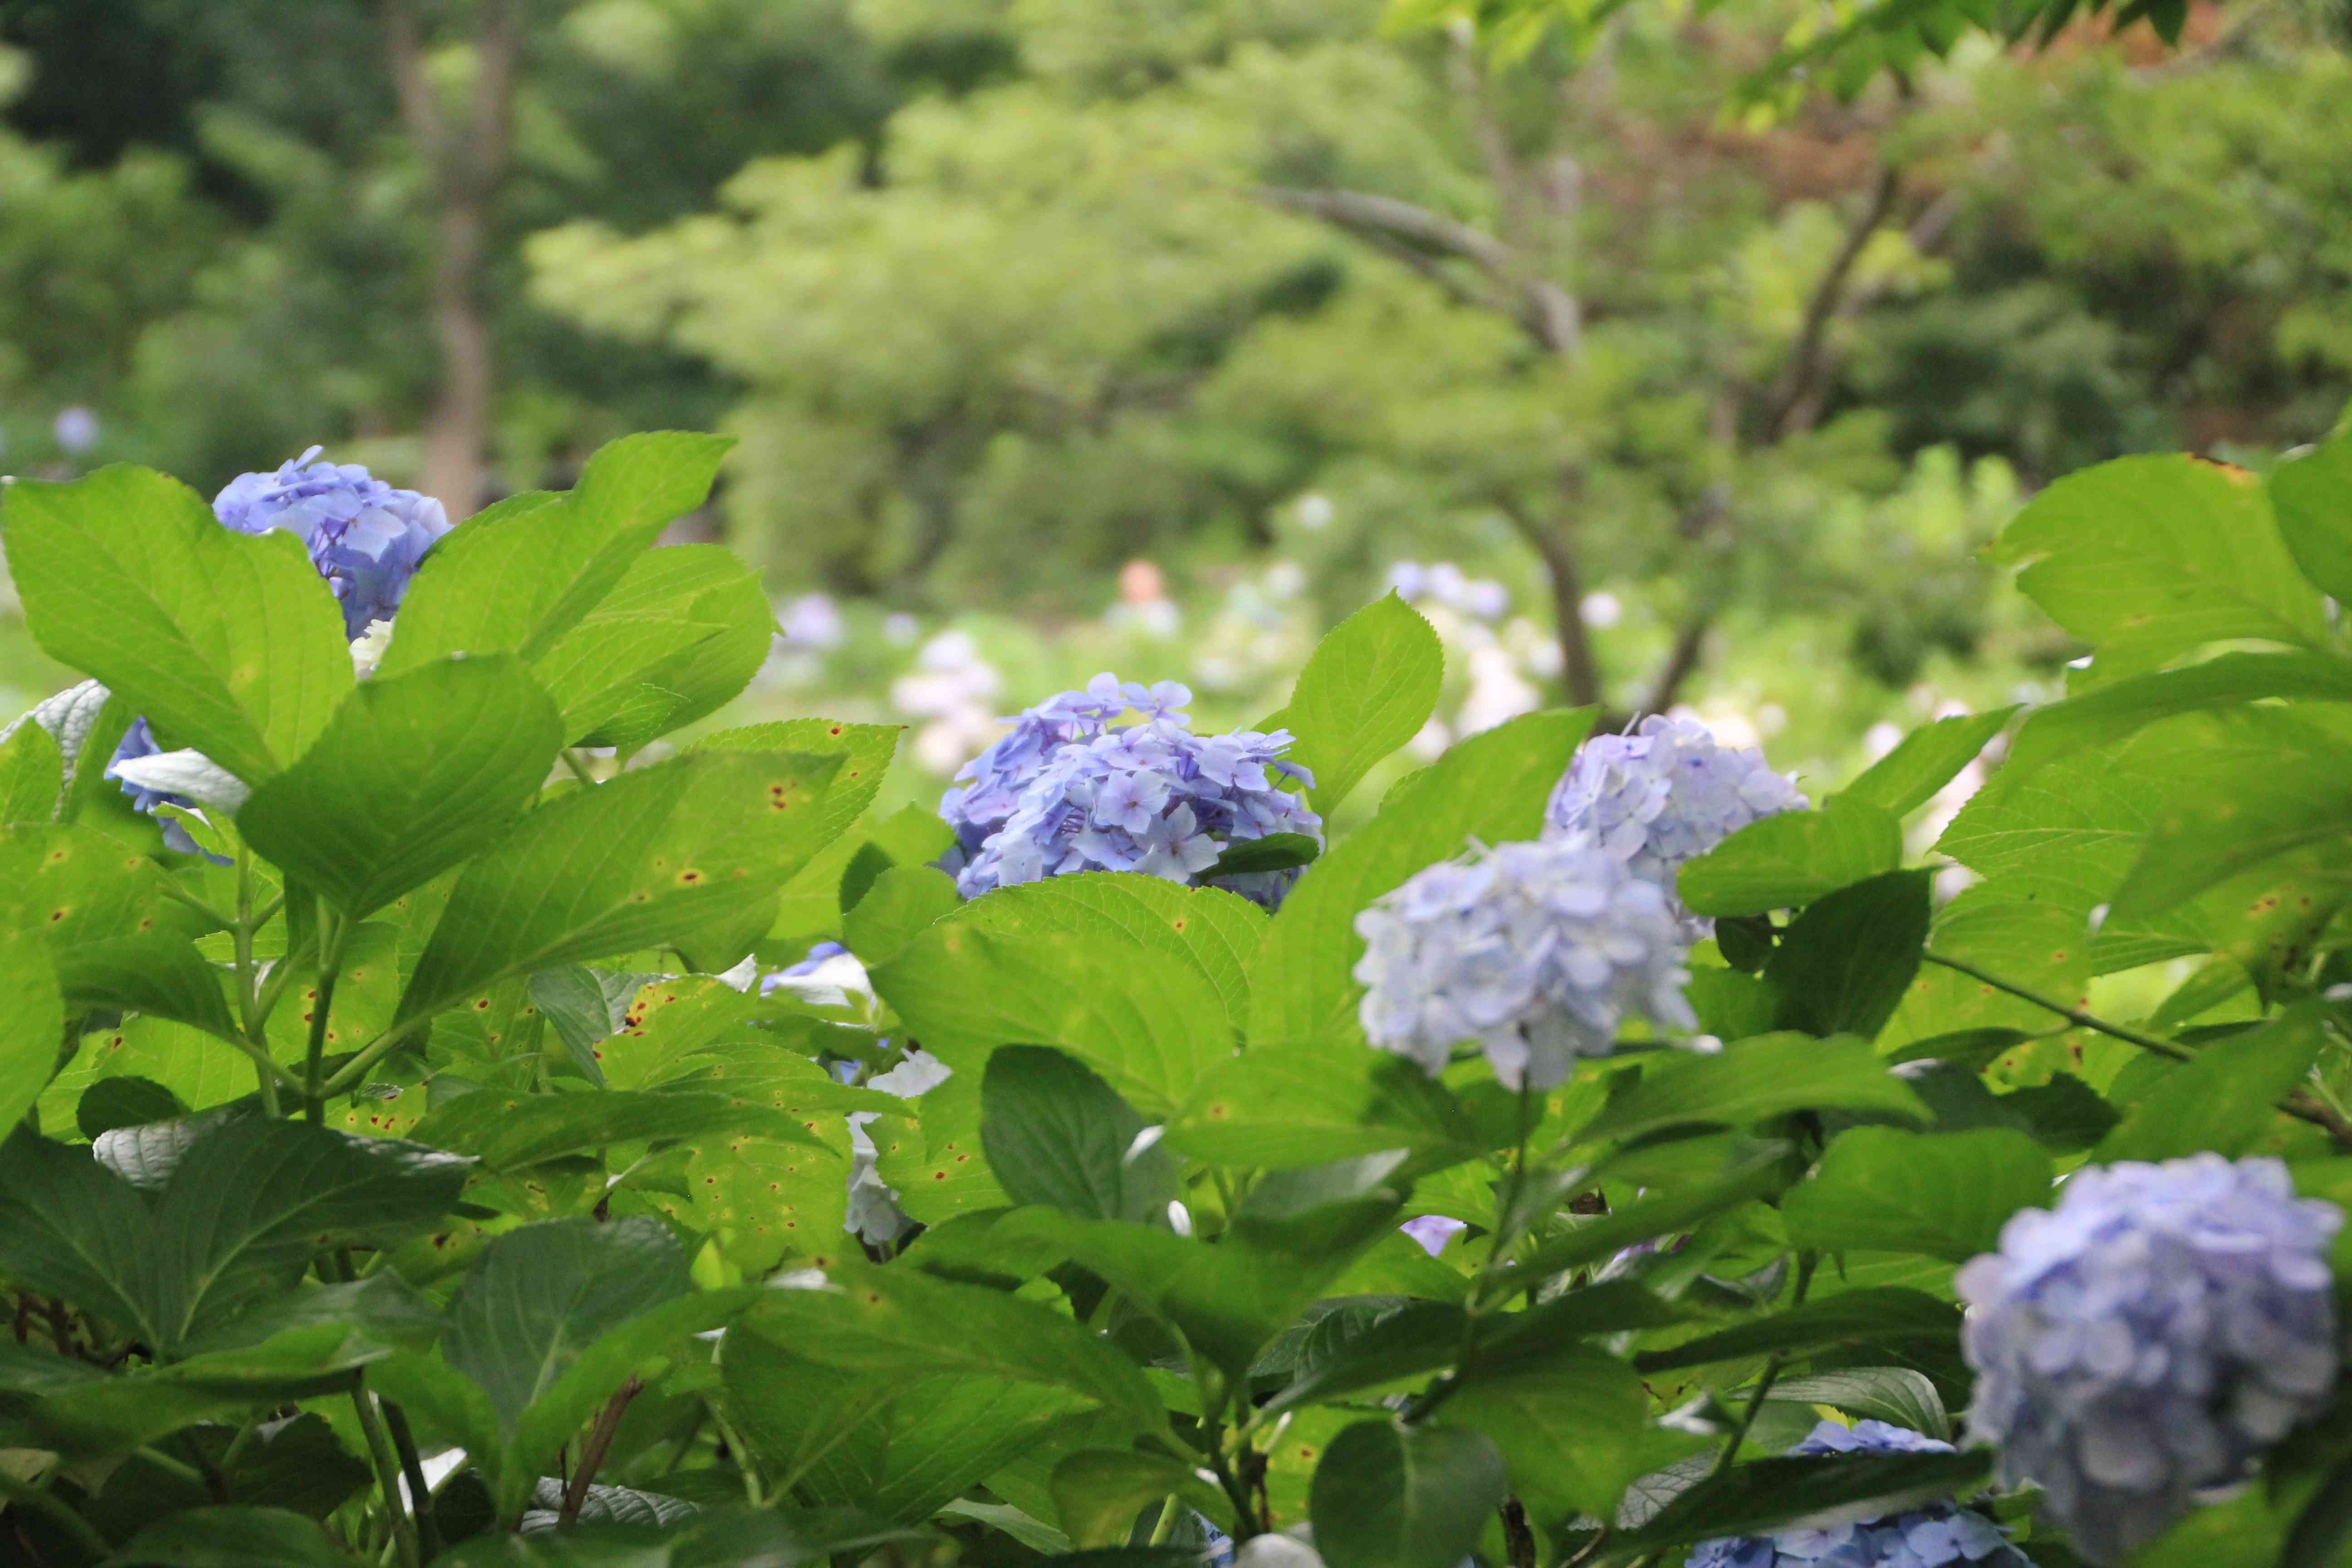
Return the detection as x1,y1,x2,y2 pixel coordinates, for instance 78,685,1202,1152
1545,715,1806,932
946,673,1318,908
1352,837,1694,1090
213,446,452,637
1686,1421,2035,1568
53,406,99,454
1956,1155,2342,1564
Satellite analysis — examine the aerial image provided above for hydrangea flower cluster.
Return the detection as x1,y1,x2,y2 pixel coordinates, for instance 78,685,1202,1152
1352,837,1695,1090
213,445,451,637
1546,714,1806,932
1956,1155,2342,1565
944,674,1322,908
1686,1421,2036,1568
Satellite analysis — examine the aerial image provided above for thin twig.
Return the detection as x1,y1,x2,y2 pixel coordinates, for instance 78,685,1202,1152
560,1377,644,1526
1759,165,1901,443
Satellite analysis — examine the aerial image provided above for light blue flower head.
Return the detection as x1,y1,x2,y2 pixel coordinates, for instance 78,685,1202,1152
102,717,205,856
214,446,452,637
1956,1155,2342,1565
948,675,1319,908
1545,715,1806,932
1352,837,1695,1090
1686,1421,2036,1568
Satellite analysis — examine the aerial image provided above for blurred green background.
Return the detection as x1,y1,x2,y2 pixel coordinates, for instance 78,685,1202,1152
1,0,2348,832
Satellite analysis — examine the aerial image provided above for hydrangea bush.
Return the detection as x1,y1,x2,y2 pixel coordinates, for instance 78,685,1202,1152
0,432,2348,1568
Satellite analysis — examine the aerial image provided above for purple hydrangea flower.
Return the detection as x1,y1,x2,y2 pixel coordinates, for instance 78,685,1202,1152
1956,1155,2342,1564
213,446,452,637
1686,1421,2036,1568
1352,837,1695,1090
1545,715,1806,932
105,718,183,817
948,675,1319,909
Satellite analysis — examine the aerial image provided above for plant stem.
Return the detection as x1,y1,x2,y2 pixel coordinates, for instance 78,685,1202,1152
352,1376,421,1568
321,1014,436,1100
304,896,349,1124
0,1467,112,1560
1705,1251,1818,1483
560,1377,643,1526
230,844,282,1117
381,1402,443,1563
706,1401,764,1508
1408,1083,1538,1426
132,1445,208,1490
1147,1493,1183,1546
561,747,600,786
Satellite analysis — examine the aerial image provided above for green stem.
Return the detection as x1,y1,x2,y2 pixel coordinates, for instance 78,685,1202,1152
1147,1493,1183,1546
1920,951,2190,1061
381,1399,443,1562
1405,1083,1538,1427
157,879,235,930
1705,1252,1819,1484
133,1444,209,1490
561,748,601,787
352,1376,421,1568
706,1401,765,1508
303,898,349,1124
230,844,281,1117
320,1014,435,1100
0,1466,112,1560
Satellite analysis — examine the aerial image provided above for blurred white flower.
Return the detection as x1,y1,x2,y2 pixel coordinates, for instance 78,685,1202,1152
52,407,98,454
1458,643,1539,735
1295,492,1334,531
1579,590,1622,629
1863,721,1904,760
1264,561,1305,600
1408,716,1451,760
779,592,844,649
882,612,921,646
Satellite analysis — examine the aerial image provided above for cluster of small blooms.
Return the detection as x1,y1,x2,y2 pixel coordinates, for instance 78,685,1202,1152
213,446,451,637
1387,560,1510,622
1686,1421,2036,1568
1352,837,1694,1090
890,630,1005,777
1956,1155,2342,1565
947,675,1321,908
1545,714,1807,933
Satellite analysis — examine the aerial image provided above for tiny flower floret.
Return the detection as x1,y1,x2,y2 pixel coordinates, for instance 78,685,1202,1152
214,446,452,637
946,674,1319,907
1956,1155,2342,1565
1686,1421,2035,1568
1546,714,1806,930
1352,837,1695,1090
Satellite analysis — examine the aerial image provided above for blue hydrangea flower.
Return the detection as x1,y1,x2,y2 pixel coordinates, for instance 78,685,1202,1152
1686,1421,2035,1568
214,446,451,637
948,675,1320,908
1956,1155,2342,1565
103,718,207,856
1352,837,1695,1090
1546,715,1806,931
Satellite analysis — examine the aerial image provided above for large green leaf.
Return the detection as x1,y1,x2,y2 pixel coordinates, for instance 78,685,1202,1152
1432,1349,1668,1525
531,543,775,748
1990,454,2325,680
1167,1038,1481,1170
2112,711,2352,919
51,934,239,1041
397,748,846,1022
1514,1146,1794,1280
0,1128,161,1342
981,1046,1177,1223
1265,593,1445,816
381,432,734,675
1248,710,1592,1055
687,717,900,848
0,927,64,1137
0,714,64,824
109,1506,356,1567
1834,708,2017,819
1677,800,1902,919
2093,1005,2326,1163
2002,652,2352,783
1763,871,1932,1040
1781,1127,2052,1262
1763,1369,1950,1441
1309,1419,1506,1568
240,656,565,917
1607,1449,1993,1558
1573,1035,1926,1147
1,465,354,784
1631,1288,1962,1373
2269,430,2352,603
407,1088,830,1169
870,877,1235,1116
1051,1450,1230,1547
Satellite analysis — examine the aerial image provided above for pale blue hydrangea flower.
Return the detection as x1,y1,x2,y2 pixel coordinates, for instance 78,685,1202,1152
214,446,452,637
1956,1155,2342,1565
1352,837,1695,1090
1546,715,1806,931
103,718,208,856
1686,1421,2035,1568
948,675,1320,909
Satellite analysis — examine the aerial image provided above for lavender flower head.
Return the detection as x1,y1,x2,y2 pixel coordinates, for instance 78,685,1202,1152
1352,837,1695,1090
948,674,1321,908
1686,1421,2035,1568
214,446,451,637
1955,1155,2342,1565
1546,715,1806,932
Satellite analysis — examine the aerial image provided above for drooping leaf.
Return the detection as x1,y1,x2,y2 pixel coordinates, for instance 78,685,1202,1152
1762,1369,1950,1441
1678,800,1904,918
1782,1127,2052,1262
531,544,775,748
1764,871,1932,1041
1606,1449,1993,1558
1168,1039,1480,1170
2269,430,2352,603
1308,1419,1507,1568
0,714,64,824
1835,707,2016,818
981,1046,1177,1223
1631,1288,1963,1373
1051,1450,1230,1548
407,1088,829,1170
1433,1349,1671,1526
1574,1036,1926,1147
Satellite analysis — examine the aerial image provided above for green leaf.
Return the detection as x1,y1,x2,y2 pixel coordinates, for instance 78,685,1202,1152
382,432,734,676
842,865,962,966
1782,1127,2052,1262
53,934,239,1040
1990,454,2325,678
2111,714,2352,919
397,748,847,1023
240,656,565,918
688,717,899,848
0,1128,161,1343
2280,1452,2352,1568
1515,1146,1793,1280
2093,1004,2325,1163
1205,831,1322,879
2004,652,2352,784
109,1505,356,1566
177,1272,444,1360
871,876,1235,1117
1632,1288,1962,1372
1678,801,1904,918
0,465,353,783
407,1088,829,1169
1257,1301,1467,1420
1168,1039,1481,1170
1269,593,1445,816
1309,1419,1506,1568
1764,871,1932,1040
1050,1450,1229,1548
0,927,64,1139
1607,1449,1993,1557
0,714,64,824
981,1046,1177,1223
1835,708,2017,818
1575,1036,1926,1147
531,544,774,748
75,1075,186,1138
1249,710,1593,1055
2269,430,2352,603
1763,1368,1950,1440
1434,1349,1666,1525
